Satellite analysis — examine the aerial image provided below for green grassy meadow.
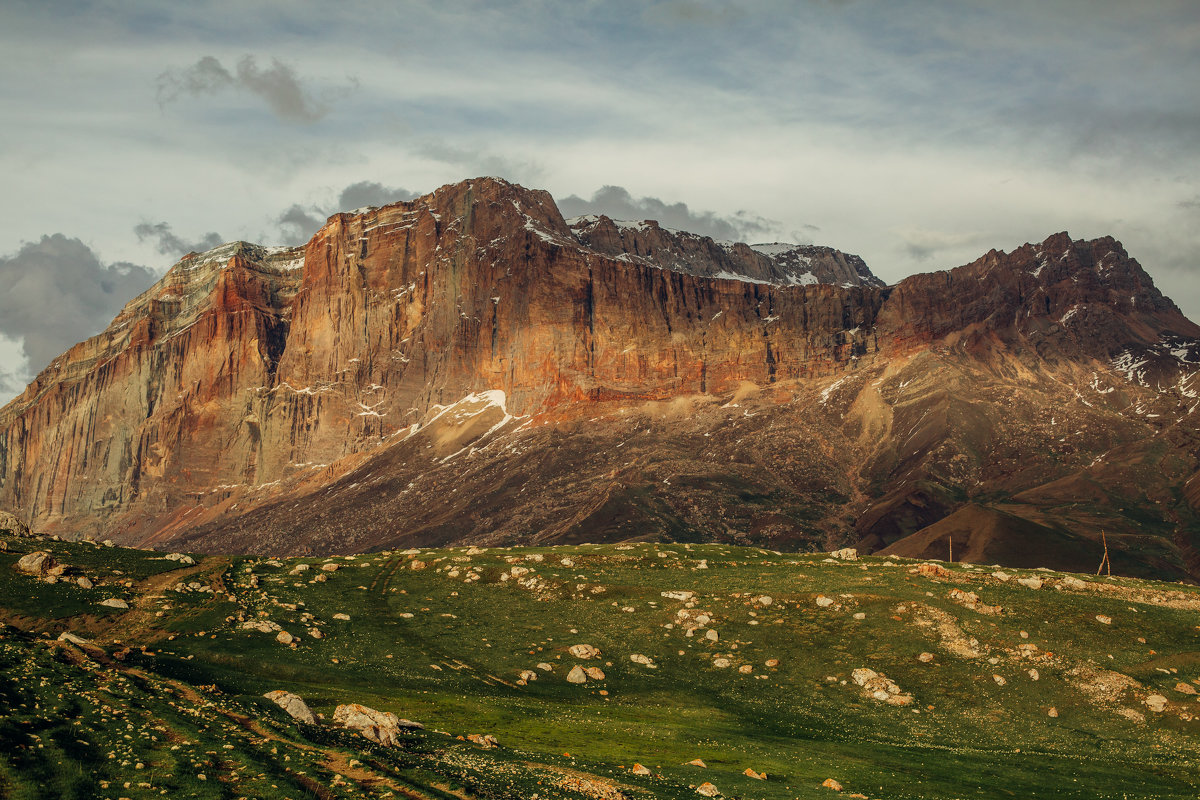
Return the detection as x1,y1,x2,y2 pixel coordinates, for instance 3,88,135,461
1,534,1198,799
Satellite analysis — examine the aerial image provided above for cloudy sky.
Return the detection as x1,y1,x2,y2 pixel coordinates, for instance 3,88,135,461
2,0,1199,401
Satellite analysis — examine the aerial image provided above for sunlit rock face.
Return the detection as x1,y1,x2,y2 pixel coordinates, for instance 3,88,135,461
1,178,1197,579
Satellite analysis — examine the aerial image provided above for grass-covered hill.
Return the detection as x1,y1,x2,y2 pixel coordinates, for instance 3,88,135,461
1,532,1198,799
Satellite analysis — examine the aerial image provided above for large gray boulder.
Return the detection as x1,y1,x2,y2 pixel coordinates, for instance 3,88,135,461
15,550,56,576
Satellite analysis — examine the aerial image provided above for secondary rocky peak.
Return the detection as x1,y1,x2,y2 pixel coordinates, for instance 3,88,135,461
567,213,883,288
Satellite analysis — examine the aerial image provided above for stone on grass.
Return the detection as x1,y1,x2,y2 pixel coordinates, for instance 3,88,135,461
822,778,843,791
632,764,651,776
99,598,129,609
695,782,720,797
1145,694,1168,713
744,768,766,780
1016,577,1044,590
567,665,587,684
333,703,421,746
569,643,600,659
15,551,56,576
830,548,858,561
263,690,315,724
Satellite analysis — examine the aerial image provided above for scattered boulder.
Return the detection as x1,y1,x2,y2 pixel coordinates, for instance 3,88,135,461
829,548,858,561
537,662,554,672
704,629,719,642
1048,707,1059,718
993,674,1007,687
276,631,295,645
569,643,601,659
852,668,913,706
1174,681,1198,696
518,669,538,683
822,778,843,791
815,596,835,608
57,632,93,647
695,782,720,797
289,564,311,575
15,551,56,576
333,613,351,621
1095,615,1112,625
0,511,31,537
567,665,588,684
918,652,935,663
333,703,420,746
632,763,651,776
630,653,655,667
915,563,950,579
76,576,93,589
99,598,129,609
410,560,426,571
263,690,316,724
743,768,766,780
712,658,731,669
1145,694,1168,713
585,667,606,680
242,620,282,633
1016,577,1044,590
1059,576,1087,590
686,759,707,768
321,563,339,572
467,733,499,748
661,591,695,601
164,552,196,566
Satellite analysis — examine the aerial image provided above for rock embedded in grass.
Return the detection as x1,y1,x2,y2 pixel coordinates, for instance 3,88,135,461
263,690,315,724
15,550,57,576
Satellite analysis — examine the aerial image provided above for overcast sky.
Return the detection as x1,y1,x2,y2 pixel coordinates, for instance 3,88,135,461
2,0,1199,402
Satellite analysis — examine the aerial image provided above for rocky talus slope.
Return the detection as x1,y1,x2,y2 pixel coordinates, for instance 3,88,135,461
1,178,1197,578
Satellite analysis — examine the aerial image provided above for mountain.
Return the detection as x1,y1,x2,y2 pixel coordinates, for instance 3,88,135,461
1,177,1198,579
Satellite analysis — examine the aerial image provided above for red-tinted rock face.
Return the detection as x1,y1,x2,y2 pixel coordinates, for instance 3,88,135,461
0,177,1197,574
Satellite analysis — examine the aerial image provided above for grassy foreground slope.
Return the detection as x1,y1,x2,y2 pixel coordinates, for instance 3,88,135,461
1,534,1198,799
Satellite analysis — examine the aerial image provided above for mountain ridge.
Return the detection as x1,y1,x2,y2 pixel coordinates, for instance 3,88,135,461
1,177,1198,579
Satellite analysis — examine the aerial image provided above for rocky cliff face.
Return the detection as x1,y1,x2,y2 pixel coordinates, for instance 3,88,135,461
1,178,1198,579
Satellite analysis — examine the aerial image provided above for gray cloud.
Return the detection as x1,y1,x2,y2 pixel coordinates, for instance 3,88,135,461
336,181,420,211
0,235,156,388
415,141,544,185
1180,195,1200,211
275,182,420,245
893,228,996,263
155,55,353,123
275,204,326,247
558,185,778,242
134,221,224,257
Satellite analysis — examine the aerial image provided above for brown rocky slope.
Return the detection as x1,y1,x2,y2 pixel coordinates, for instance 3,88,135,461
1,178,1197,579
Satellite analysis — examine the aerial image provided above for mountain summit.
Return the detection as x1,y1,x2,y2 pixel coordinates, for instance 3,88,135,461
1,178,1197,578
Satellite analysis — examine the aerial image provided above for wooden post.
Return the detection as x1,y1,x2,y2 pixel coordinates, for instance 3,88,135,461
948,536,953,563
1097,530,1111,576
